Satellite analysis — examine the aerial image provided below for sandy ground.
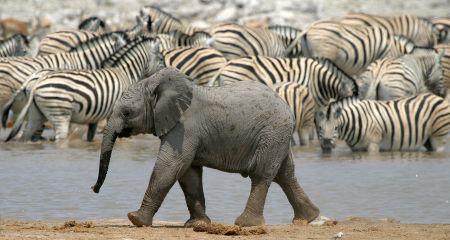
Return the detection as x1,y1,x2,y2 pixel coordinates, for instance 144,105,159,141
1,218,450,240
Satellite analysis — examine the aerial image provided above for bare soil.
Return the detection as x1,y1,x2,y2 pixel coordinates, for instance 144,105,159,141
1,217,450,240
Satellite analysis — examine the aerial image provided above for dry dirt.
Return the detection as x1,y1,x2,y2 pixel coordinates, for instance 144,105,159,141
1,217,450,240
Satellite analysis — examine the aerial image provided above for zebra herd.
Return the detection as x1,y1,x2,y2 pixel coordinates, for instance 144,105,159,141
0,5,450,153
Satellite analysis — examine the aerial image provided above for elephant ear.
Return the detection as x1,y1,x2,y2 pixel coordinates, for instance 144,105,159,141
151,68,193,136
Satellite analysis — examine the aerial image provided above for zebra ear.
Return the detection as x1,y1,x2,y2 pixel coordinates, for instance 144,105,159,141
334,107,342,119
151,68,193,136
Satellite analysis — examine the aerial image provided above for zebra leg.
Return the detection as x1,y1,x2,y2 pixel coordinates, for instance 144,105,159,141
87,123,98,142
178,166,210,227
273,152,320,224
367,143,380,153
298,126,312,146
425,135,447,152
20,104,46,142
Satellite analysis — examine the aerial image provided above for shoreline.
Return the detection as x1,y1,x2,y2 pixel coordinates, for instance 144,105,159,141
1,217,450,240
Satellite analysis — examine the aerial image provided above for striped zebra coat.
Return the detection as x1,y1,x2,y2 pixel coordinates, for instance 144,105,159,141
37,30,101,55
209,56,358,107
139,5,198,35
298,21,417,76
272,82,315,145
5,37,162,142
156,31,212,50
434,43,450,91
0,34,28,57
358,51,445,100
338,13,436,47
208,23,301,60
0,32,128,120
315,93,450,152
161,46,227,85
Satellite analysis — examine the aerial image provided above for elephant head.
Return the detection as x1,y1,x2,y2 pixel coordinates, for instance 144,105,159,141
92,67,193,193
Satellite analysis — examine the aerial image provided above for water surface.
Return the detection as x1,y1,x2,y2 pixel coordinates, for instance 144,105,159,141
1,130,449,224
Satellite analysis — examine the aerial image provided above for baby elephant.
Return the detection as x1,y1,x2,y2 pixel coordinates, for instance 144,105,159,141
92,67,319,227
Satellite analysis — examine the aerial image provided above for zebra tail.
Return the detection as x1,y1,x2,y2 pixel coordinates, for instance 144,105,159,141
5,88,36,142
283,29,307,56
1,74,39,128
207,69,222,87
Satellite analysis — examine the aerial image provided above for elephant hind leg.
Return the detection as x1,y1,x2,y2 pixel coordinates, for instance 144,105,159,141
178,166,211,227
234,176,271,227
274,152,319,223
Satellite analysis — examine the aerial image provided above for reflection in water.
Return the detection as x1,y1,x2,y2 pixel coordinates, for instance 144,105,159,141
1,131,449,224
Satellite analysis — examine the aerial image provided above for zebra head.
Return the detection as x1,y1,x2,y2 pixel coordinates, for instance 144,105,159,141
314,105,342,153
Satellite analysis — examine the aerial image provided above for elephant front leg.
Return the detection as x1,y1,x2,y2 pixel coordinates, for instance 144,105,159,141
234,176,271,227
179,166,211,227
128,141,196,227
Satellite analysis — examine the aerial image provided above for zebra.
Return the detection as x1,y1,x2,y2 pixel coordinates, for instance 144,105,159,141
78,16,107,32
157,30,213,50
434,43,450,91
37,30,101,55
315,93,450,152
337,13,436,47
432,17,450,44
0,31,129,123
36,16,140,56
268,24,303,57
207,23,300,60
139,5,198,35
209,56,358,107
358,51,445,101
272,82,315,145
4,37,162,142
292,21,419,76
0,34,29,57
160,46,227,85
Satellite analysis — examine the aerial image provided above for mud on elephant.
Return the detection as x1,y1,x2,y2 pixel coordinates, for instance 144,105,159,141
92,67,319,227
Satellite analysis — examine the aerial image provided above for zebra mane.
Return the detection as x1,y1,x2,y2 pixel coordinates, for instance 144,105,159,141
102,36,156,68
69,31,129,52
326,96,360,119
0,34,29,45
315,57,360,96
78,16,106,30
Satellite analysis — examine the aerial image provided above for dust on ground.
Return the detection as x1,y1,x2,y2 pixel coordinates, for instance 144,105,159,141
1,217,450,240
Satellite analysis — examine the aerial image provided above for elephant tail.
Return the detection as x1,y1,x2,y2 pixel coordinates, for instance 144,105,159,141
5,87,36,142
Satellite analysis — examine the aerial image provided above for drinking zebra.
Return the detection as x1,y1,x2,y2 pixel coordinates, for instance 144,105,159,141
315,93,450,152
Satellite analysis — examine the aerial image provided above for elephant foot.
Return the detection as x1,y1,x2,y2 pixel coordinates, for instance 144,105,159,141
184,215,211,228
294,205,320,223
127,210,153,227
234,212,265,227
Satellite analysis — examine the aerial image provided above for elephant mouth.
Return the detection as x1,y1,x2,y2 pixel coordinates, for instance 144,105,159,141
118,128,133,138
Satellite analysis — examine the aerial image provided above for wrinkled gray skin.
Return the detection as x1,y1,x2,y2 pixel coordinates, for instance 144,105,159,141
92,67,319,227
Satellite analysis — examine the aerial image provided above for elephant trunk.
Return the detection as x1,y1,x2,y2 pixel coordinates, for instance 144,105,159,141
91,121,119,193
